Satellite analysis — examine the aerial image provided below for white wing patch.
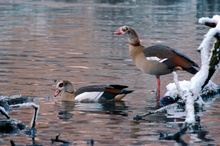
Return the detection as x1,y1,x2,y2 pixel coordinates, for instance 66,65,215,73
75,92,104,102
159,58,168,63
146,57,168,63
146,57,160,61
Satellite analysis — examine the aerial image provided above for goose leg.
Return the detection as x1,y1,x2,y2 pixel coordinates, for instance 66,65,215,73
156,76,161,100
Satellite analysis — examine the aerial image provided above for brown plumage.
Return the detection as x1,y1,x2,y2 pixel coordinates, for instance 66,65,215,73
114,26,199,99
54,80,133,102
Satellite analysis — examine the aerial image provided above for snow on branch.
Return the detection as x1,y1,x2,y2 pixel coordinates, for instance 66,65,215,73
11,103,39,129
180,15,220,124
134,15,220,125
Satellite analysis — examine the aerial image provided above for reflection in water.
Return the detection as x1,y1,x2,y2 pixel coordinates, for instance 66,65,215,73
0,0,219,145
148,91,220,145
58,101,128,119
58,101,75,119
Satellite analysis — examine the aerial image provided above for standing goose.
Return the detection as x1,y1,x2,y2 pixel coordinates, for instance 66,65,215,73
114,26,199,99
54,80,133,102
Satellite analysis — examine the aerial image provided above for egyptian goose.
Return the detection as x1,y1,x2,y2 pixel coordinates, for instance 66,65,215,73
54,80,133,102
114,26,199,99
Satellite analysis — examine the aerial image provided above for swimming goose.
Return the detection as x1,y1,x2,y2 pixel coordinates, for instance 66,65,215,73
114,26,199,99
54,80,133,102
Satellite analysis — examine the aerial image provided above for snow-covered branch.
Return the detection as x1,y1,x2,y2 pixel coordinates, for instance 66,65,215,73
134,15,220,124
176,15,220,124
133,15,220,145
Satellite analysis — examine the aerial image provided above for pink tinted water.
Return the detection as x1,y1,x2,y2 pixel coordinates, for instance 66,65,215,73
0,0,219,145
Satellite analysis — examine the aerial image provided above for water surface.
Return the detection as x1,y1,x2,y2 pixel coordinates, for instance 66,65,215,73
0,0,220,145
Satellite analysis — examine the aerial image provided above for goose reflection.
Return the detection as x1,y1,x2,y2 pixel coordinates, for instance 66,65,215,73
57,101,128,119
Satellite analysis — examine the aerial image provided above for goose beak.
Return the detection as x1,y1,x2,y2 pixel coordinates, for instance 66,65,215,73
54,89,61,97
113,29,121,35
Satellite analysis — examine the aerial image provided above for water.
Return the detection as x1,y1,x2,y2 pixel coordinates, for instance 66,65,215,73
0,0,220,145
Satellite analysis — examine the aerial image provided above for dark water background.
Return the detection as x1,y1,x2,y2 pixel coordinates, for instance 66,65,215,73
0,0,220,145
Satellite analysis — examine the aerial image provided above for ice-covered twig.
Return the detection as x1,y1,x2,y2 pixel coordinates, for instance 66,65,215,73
173,71,183,97
184,91,196,123
11,103,39,129
31,104,39,129
133,102,180,121
202,34,220,88
0,106,10,119
135,15,220,123
198,15,220,28
184,15,220,124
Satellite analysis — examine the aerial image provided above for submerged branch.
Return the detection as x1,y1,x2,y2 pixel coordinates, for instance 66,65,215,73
133,102,180,121
51,133,71,144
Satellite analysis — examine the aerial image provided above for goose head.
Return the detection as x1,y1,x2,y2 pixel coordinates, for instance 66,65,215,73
114,26,140,46
114,26,130,35
54,80,74,97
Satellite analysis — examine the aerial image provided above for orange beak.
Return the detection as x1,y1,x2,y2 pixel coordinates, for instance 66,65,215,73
54,89,61,97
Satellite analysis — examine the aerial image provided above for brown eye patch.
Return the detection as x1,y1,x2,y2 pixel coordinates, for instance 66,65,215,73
59,83,64,88
122,27,128,32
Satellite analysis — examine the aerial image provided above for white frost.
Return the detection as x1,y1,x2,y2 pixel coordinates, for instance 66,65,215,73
185,15,220,123
11,103,39,128
198,15,220,25
165,15,220,124
165,80,190,99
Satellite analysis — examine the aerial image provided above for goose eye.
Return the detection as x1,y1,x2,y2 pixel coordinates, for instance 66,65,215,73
122,27,128,32
59,83,64,88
